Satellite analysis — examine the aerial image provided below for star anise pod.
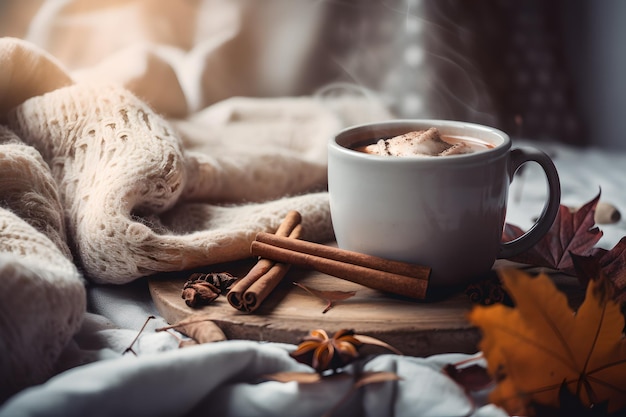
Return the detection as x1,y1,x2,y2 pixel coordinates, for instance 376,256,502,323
291,329,363,373
464,271,512,306
181,272,237,308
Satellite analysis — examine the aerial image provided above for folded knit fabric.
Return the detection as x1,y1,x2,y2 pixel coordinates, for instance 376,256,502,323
7,83,336,284
0,37,389,401
0,125,85,401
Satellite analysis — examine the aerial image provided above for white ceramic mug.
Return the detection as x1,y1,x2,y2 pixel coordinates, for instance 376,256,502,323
328,119,561,288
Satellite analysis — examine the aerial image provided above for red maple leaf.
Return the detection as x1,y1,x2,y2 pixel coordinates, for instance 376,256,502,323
571,237,626,303
503,192,603,275
599,238,626,302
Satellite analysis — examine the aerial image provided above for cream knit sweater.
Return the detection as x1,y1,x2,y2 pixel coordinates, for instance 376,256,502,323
0,37,390,399
7,82,336,284
0,125,85,398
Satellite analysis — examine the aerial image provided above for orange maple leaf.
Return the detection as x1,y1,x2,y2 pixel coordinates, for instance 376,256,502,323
469,269,626,415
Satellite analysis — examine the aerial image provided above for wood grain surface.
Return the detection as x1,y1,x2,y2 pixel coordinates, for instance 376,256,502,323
148,257,584,357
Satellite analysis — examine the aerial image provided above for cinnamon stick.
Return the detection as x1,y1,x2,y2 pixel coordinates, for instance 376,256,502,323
227,211,302,312
255,232,431,280
250,236,430,300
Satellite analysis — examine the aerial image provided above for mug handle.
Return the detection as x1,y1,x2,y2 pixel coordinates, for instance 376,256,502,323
498,147,561,259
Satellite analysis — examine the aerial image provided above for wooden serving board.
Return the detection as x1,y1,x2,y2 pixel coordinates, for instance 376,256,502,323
148,257,584,357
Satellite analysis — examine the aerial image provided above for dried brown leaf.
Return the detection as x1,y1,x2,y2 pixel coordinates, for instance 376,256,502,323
596,237,626,303
353,371,402,388
264,371,325,384
571,237,626,304
178,339,200,348
353,334,403,355
293,282,356,313
156,314,226,344
443,363,493,392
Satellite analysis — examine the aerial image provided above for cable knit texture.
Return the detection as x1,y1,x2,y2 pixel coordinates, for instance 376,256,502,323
0,125,85,401
7,83,339,284
0,34,390,401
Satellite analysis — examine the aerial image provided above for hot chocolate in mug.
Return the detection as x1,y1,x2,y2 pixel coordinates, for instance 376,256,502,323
327,119,561,288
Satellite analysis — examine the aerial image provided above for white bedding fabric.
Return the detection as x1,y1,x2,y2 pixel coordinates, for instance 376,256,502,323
4,140,624,417
1,2,625,416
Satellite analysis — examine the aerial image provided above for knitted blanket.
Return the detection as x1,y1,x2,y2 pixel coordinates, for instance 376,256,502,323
0,36,390,399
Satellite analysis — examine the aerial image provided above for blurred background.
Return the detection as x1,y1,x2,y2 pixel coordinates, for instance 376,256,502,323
1,0,625,150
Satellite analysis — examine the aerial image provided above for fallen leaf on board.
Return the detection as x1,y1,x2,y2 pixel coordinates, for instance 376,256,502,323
293,282,356,313
503,191,603,275
155,313,226,345
469,268,626,415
